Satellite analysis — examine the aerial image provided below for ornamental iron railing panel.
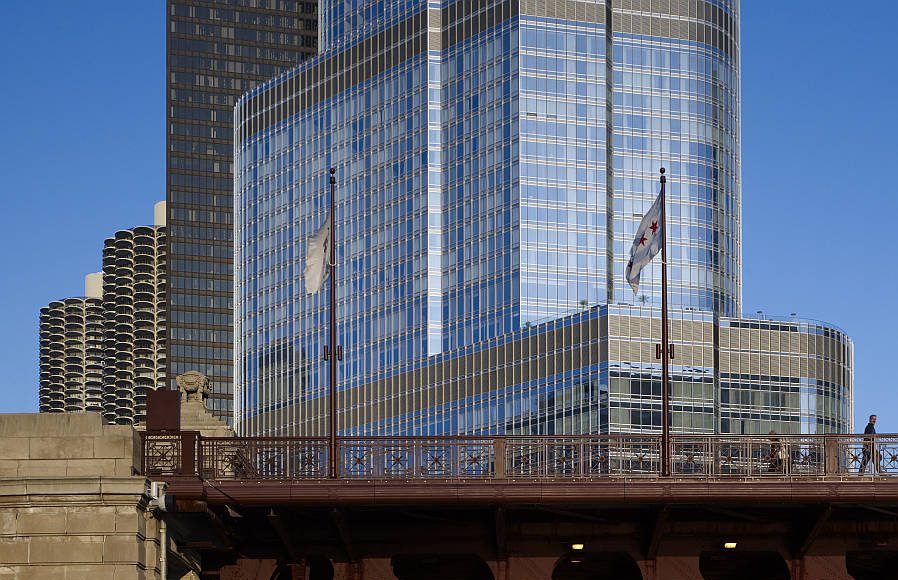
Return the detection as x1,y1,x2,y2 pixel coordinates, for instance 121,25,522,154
140,433,898,481
199,437,328,480
670,436,826,477
505,436,661,478
339,437,495,479
838,435,898,476
143,432,187,476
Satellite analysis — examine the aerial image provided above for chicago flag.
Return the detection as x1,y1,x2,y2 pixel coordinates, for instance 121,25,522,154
304,214,332,294
625,193,664,295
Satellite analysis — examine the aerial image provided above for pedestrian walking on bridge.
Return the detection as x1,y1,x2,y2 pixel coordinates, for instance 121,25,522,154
858,414,878,475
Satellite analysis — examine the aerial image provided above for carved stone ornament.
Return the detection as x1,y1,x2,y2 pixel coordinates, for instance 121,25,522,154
176,371,210,403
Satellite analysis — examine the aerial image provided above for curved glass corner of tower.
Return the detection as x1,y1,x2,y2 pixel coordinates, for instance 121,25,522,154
233,0,851,438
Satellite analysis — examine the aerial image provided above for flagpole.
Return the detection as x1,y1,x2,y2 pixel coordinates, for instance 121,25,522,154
659,167,671,477
328,167,338,479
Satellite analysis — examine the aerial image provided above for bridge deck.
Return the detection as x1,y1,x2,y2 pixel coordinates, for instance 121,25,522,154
163,476,898,507
146,433,898,578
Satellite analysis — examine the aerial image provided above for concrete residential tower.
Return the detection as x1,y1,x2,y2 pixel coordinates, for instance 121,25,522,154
234,0,853,436
38,275,106,414
39,203,168,426
101,203,168,425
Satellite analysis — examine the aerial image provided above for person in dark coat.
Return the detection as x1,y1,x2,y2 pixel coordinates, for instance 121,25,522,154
767,430,784,474
858,414,878,474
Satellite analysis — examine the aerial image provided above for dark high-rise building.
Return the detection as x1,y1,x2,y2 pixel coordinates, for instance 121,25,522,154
166,0,318,420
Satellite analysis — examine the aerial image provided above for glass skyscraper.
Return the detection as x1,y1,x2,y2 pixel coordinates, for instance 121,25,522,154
166,0,318,421
233,0,853,437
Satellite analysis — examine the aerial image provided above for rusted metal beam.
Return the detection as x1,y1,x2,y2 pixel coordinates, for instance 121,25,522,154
795,505,832,559
267,508,304,564
702,505,766,522
331,508,355,562
645,507,669,560
534,506,612,523
495,506,507,560
855,504,898,519
168,479,898,507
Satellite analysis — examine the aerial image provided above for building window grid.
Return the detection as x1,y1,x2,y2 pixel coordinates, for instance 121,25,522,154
231,0,848,432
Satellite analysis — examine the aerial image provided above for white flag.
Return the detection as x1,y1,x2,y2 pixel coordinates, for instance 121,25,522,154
304,214,331,294
625,192,664,295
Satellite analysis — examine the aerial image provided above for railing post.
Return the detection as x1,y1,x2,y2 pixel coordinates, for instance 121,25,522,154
180,431,197,476
494,437,506,479
326,438,343,479
139,431,146,475
823,437,838,476
578,439,585,477
783,438,790,477
667,435,674,476
196,433,204,478
705,436,712,477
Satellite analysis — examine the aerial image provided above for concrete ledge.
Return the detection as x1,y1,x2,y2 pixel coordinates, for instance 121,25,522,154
0,413,140,479
0,414,106,438
0,477,148,505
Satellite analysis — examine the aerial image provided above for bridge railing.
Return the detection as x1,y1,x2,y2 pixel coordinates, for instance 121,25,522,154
504,436,661,478
140,433,898,480
339,437,496,479
672,436,827,476
200,437,330,479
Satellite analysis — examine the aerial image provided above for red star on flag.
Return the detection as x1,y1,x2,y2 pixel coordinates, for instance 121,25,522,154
626,190,664,295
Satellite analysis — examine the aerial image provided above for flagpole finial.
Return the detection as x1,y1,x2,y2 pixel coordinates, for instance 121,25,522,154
659,166,666,183
329,167,336,175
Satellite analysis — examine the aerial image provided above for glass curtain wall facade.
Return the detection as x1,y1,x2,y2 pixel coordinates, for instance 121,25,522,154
609,1,740,315
234,0,854,436
166,0,318,421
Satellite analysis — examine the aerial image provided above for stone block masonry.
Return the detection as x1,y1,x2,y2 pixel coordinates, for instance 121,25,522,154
0,412,162,579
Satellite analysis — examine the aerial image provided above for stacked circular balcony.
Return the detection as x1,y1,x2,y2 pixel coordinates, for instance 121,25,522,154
38,297,104,413
39,210,166,426
100,226,167,425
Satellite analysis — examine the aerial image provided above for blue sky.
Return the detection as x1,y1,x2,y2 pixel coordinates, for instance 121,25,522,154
0,2,895,430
